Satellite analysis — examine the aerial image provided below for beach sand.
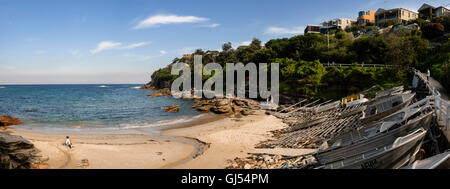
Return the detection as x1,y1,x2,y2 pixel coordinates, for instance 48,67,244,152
8,110,312,169
163,111,295,169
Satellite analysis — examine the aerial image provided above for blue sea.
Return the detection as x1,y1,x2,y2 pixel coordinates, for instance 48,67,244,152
0,84,203,134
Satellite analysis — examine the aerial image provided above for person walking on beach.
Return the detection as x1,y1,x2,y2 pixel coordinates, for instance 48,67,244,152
427,69,430,81
64,136,72,149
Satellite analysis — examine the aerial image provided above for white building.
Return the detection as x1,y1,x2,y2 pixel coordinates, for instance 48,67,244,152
321,18,355,30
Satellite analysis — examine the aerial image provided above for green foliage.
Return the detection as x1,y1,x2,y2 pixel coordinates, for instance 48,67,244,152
350,34,388,64
150,22,450,99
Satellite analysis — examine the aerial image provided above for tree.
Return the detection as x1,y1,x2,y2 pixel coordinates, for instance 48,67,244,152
249,38,262,50
431,16,450,32
222,42,233,52
350,34,388,64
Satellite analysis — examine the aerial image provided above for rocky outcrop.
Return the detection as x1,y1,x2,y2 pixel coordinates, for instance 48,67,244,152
0,116,23,126
193,98,260,116
163,105,180,112
0,132,45,169
147,93,162,97
227,154,317,169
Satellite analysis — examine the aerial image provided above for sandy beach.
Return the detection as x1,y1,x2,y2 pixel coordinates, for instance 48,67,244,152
7,110,315,169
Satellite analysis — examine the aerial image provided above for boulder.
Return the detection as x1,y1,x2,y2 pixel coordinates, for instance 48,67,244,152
197,105,212,112
147,93,162,97
163,105,180,112
0,132,42,169
241,109,255,116
0,116,23,126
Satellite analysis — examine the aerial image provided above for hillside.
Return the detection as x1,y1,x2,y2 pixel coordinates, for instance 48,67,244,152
146,16,450,103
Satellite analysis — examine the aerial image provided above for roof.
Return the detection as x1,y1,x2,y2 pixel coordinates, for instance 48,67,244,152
375,7,418,15
418,3,450,12
418,3,434,11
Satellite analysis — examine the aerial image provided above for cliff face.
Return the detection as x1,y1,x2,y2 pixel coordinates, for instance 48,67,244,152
0,132,41,169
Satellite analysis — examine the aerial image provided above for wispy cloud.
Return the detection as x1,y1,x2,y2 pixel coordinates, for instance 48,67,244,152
265,26,305,36
90,41,148,54
232,41,251,48
160,50,168,55
121,42,149,49
90,41,122,54
133,14,209,29
202,23,220,28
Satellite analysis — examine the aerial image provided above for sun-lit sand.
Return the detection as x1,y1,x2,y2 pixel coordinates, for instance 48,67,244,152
8,110,311,169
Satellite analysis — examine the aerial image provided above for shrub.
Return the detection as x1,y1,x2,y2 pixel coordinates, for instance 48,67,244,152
422,23,445,39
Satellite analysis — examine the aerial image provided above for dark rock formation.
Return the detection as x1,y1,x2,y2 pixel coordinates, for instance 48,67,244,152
0,132,43,169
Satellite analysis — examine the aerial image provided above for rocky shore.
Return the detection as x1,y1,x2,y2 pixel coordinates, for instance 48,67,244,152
1,116,47,169
0,132,47,169
227,153,317,169
0,116,23,126
141,87,261,117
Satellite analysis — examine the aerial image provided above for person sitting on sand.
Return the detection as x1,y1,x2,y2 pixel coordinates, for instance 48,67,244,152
64,136,72,148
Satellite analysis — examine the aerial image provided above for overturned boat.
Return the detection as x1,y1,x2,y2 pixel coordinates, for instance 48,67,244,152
320,99,432,151
401,150,450,169
361,92,415,124
316,128,427,169
312,99,433,169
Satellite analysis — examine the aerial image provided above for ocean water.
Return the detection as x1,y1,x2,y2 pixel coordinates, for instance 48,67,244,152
0,84,203,134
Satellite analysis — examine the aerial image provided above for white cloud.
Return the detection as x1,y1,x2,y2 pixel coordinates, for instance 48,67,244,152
265,26,305,35
230,41,252,48
90,41,148,54
178,47,201,56
90,41,122,54
122,42,148,49
133,14,209,29
160,50,168,55
240,41,251,46
203,23,220,28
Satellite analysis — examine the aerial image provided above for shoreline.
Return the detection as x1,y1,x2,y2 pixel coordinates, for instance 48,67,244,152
7,110,297,169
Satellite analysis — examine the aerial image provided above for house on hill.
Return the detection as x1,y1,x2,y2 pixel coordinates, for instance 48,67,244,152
375,8,418,27
418,3,450,20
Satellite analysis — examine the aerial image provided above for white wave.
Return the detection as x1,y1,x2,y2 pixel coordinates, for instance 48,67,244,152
132,86,141,89
98,85,107,88
120,114,208,129
0,86,4,89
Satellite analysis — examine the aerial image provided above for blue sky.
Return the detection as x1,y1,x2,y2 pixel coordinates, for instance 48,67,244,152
0,0,448,84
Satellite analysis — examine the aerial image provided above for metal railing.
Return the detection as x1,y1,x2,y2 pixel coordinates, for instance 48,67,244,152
411,68,447,130
320,63,397,68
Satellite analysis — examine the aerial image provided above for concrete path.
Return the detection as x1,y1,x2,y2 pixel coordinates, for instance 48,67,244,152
429,77,448,101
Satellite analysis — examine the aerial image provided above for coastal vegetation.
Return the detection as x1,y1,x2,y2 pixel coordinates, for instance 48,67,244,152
148,16,450,102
